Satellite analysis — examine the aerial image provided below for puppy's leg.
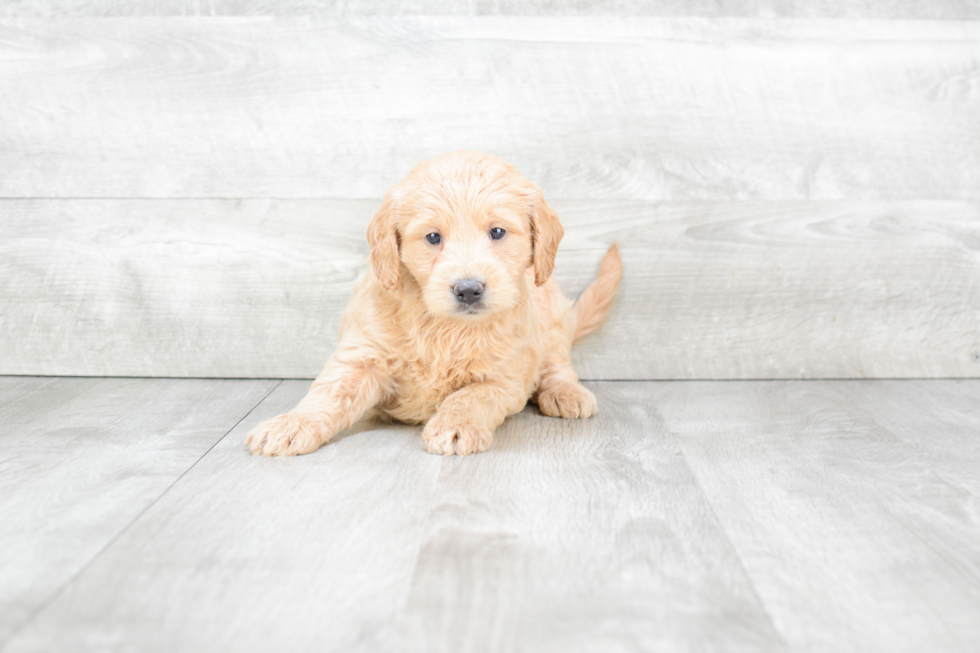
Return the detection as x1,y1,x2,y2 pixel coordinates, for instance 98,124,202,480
247,359,386,456
535,362,597,419
422,380,526,456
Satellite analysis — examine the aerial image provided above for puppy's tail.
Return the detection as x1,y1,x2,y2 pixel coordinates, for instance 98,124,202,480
572,244,622,345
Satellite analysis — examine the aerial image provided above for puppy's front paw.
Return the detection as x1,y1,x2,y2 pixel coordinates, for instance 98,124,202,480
246,412,325,456
422,413,492,457
536,381,597,419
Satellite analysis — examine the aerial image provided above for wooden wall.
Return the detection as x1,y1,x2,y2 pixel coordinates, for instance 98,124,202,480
1,6,978,379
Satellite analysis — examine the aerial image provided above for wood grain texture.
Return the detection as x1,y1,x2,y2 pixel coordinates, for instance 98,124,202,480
387,382,784,652
654,380,980,653
5,380,446,653
2,198,978,379
0,376,278,650
2,0,978,19
8,379,978,651
1,17,978,200
4,381,786,653
833,379,980,493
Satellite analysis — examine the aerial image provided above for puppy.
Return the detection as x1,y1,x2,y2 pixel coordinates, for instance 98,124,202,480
247,150,622,457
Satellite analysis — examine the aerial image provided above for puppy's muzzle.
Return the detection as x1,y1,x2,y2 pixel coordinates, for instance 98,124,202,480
453,279,484,305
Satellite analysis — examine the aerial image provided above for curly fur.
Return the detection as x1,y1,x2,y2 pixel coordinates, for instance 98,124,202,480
246,150,622,457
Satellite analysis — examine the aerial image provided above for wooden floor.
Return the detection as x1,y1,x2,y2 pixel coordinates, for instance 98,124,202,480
3,3,977,651
2,377,978,653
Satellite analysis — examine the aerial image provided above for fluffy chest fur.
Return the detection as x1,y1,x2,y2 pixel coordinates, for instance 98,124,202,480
385,307,542,423
349,275,545,424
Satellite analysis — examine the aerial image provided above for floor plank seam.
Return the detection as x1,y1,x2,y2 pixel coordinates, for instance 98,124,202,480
662,426,793,653
0,379,284,653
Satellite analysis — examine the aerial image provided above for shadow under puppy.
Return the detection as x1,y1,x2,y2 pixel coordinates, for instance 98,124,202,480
247,150,621,457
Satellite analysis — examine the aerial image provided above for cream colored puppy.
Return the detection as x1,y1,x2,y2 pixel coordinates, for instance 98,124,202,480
247,150,621,457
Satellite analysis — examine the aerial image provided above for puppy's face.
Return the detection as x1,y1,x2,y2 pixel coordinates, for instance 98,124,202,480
367,151,563,321
399,194,532,319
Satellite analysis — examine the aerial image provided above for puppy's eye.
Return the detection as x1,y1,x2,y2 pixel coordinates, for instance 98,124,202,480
425,233,441,245
489,227,506,240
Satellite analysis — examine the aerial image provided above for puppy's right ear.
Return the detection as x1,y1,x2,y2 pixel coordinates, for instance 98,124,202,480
366,193,400,290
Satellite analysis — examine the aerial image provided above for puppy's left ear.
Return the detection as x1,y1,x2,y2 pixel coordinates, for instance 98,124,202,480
366,192,400,290
531,189,564,286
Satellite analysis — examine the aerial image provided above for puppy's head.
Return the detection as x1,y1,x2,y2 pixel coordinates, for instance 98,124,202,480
367,151,563,320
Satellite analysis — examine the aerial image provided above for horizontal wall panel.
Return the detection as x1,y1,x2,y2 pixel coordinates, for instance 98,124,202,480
1,17,978,200
2,1,979,19
2,198,977,379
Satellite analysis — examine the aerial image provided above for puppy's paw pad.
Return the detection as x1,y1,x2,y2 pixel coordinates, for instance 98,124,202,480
422,416,492,457
246,412,324,457
537,382,597,419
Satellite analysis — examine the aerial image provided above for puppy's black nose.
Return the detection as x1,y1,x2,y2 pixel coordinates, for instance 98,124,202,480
453,279,484,305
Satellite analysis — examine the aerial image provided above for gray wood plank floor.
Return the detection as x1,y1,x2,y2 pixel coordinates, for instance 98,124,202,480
0,377,280,649
3,377,978,652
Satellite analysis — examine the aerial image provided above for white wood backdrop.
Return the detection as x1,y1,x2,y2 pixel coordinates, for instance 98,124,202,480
3,18,979,200
1,11,978,379
2,1,979,19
